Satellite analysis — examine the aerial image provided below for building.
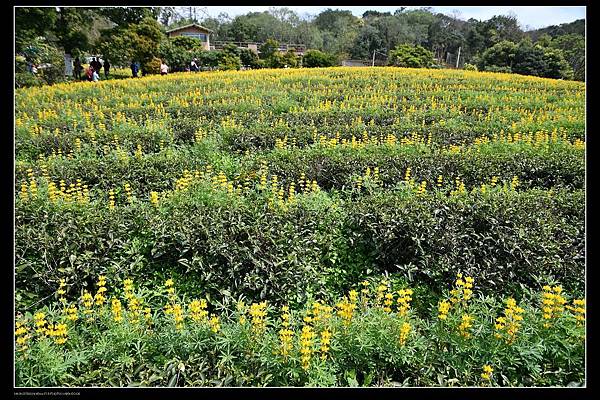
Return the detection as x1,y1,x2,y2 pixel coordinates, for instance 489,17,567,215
166,23,213,51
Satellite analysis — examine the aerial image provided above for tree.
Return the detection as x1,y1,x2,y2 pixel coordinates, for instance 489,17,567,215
511,40,547,77
15,8,58,52
541,47,573,79
478,40,518,70
264,52,286,68
96,17,164,70
388,44,434,68
259,39,280,59
480,39,573,79
159,36,205,72
171,36,204,51
158,7,177,26
551,34,585,81
351,24,385,59
97,7,158,27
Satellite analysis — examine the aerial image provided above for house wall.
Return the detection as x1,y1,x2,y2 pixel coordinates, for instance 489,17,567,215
169,27,211,51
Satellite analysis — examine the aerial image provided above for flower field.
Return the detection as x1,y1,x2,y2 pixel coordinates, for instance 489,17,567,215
14,67,585,387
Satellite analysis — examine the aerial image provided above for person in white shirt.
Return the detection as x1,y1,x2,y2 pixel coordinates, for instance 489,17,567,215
160,61,168,76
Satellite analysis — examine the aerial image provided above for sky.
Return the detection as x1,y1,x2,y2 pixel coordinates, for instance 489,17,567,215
195,6,585,30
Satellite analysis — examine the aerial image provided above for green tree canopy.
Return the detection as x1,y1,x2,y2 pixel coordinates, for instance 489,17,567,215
388,44,434,68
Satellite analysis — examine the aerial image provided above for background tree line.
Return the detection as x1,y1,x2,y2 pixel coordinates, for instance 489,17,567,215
15,6,585,87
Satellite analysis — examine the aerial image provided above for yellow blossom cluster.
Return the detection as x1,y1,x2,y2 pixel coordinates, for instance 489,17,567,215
111,298,123,322
494,298,525,344
399,322,411,346
458,314,474,338
450,274,474,305
208,314,221,333
336,296,357,326
249,301,268,334
189,299,209,322
299,325,316,371
94,275,108,306
566,298,585,325
46,323,68,344
541,285,567,328
33,312,47,336
81,290,94,321
279,305,294,359
438,299,451,321
396,289,413,316
319,329,332,360
15,320,30,350
57,279,67,306
66,304,78,321
481,364,494,381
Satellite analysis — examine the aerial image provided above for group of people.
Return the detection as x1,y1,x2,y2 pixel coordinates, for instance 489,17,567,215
73,57,110,82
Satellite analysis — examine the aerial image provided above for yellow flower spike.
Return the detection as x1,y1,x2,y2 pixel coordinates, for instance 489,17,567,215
438,300,451,320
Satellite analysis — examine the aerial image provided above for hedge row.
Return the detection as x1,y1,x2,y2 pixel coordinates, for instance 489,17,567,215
15,185,584,310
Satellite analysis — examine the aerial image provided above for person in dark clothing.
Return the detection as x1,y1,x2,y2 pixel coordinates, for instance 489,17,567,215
73,57,82,80
93,57,102,74
103,60,110,78
130,61,138,78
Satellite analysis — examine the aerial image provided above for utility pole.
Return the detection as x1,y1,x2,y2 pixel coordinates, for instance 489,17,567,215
456,46,461,69
372,50,376,67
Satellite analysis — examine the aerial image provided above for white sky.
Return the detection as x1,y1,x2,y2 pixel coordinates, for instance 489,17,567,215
196,6,585,30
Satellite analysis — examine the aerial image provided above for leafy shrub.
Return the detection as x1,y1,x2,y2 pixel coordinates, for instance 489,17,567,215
15,72,45,88
464,63,478,71
484,65,513,73
240,48,261,69
218,54,241,71
143,57,162,75
19,36,66,86
302,50,338,68
388,44,434,68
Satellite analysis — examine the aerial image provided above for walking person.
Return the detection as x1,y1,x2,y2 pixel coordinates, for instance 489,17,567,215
160,60,168,76
130,61,138,78
103,59,110,78
73,57,82,80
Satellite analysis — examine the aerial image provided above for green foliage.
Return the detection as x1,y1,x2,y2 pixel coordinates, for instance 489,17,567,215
480,39,573,80
96,17,165,72
19,37,66,86
388,44,434,68
15,72,45,89
14,67,585,386
239,49,261,69
14,275,585,386
218,54,242,71
550,34,585,81
15,7,58,52
144,57,162,75
259,39,280,60
302,50,338,68
171,36,204,51
463,63,477,71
